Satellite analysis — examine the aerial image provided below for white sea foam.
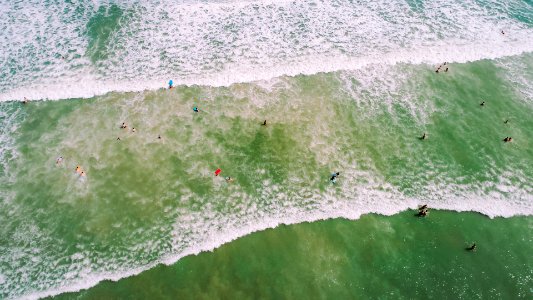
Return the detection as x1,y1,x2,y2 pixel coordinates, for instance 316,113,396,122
1,0,532,101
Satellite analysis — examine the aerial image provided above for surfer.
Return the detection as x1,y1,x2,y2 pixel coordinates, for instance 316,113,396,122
262,120,267,126
168,80,173,89
419,204,428,211
466,243,476,251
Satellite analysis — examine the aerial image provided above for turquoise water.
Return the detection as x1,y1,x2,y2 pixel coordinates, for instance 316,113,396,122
0,0,532,299
51,211,533,299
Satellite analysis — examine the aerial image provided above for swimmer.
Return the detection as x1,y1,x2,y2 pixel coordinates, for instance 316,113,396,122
330,172,340,182
420,133,427,140
444,62,447,65
120,122,127,129
117,137,121,141
75,166,82,174
419,204,428,211
503,137,512,142
262,120,267,126
157,135,161,140
504,119,509,124
466,243,476,251
193,107,199,112
80,171,86,177
168,80,173,89
417,209,428,217
445,67,449,72
501,30,505,35
132,127,136,133
480,101,485,106
56,156,63,165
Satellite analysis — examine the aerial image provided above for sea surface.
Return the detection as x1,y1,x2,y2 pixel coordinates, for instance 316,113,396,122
0,0,532,299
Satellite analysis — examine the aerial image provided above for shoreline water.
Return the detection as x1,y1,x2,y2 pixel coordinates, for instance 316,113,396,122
48,209,532,300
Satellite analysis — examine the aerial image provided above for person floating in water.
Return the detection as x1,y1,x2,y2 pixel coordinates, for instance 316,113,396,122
56,156,63,165
193,107,199,113
262,120,267,126
503,137,512,142
419,204,428,211
466,243,476,251
168,80,173,89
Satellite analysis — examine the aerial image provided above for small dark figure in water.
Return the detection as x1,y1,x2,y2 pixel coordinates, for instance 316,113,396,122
503,137,512,142
330,172,340,181
466,243,476,251
157,135,161,140
117,137,121,141
417,209,428,217
444,62,447,65
480,101,485,106
419,204,428,211
120,122,127,129
501,30,505,35
419,133,427,140
262,120,267,126
445,67,449,72
504,119,509,124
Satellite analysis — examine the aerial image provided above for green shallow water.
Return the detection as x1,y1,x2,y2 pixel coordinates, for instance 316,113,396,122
51,210,533,299
1,55,533,298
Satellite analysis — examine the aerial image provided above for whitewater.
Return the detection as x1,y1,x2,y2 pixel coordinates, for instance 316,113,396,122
0,0,532,299
1,0,533,101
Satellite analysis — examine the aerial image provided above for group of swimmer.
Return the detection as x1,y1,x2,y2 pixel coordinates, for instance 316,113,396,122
417,204,429,217
435,62,449,73
420,99,513,142
75,165,86,177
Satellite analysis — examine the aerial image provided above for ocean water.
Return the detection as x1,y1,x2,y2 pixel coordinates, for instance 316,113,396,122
51,211,533,299
0,0,532,299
